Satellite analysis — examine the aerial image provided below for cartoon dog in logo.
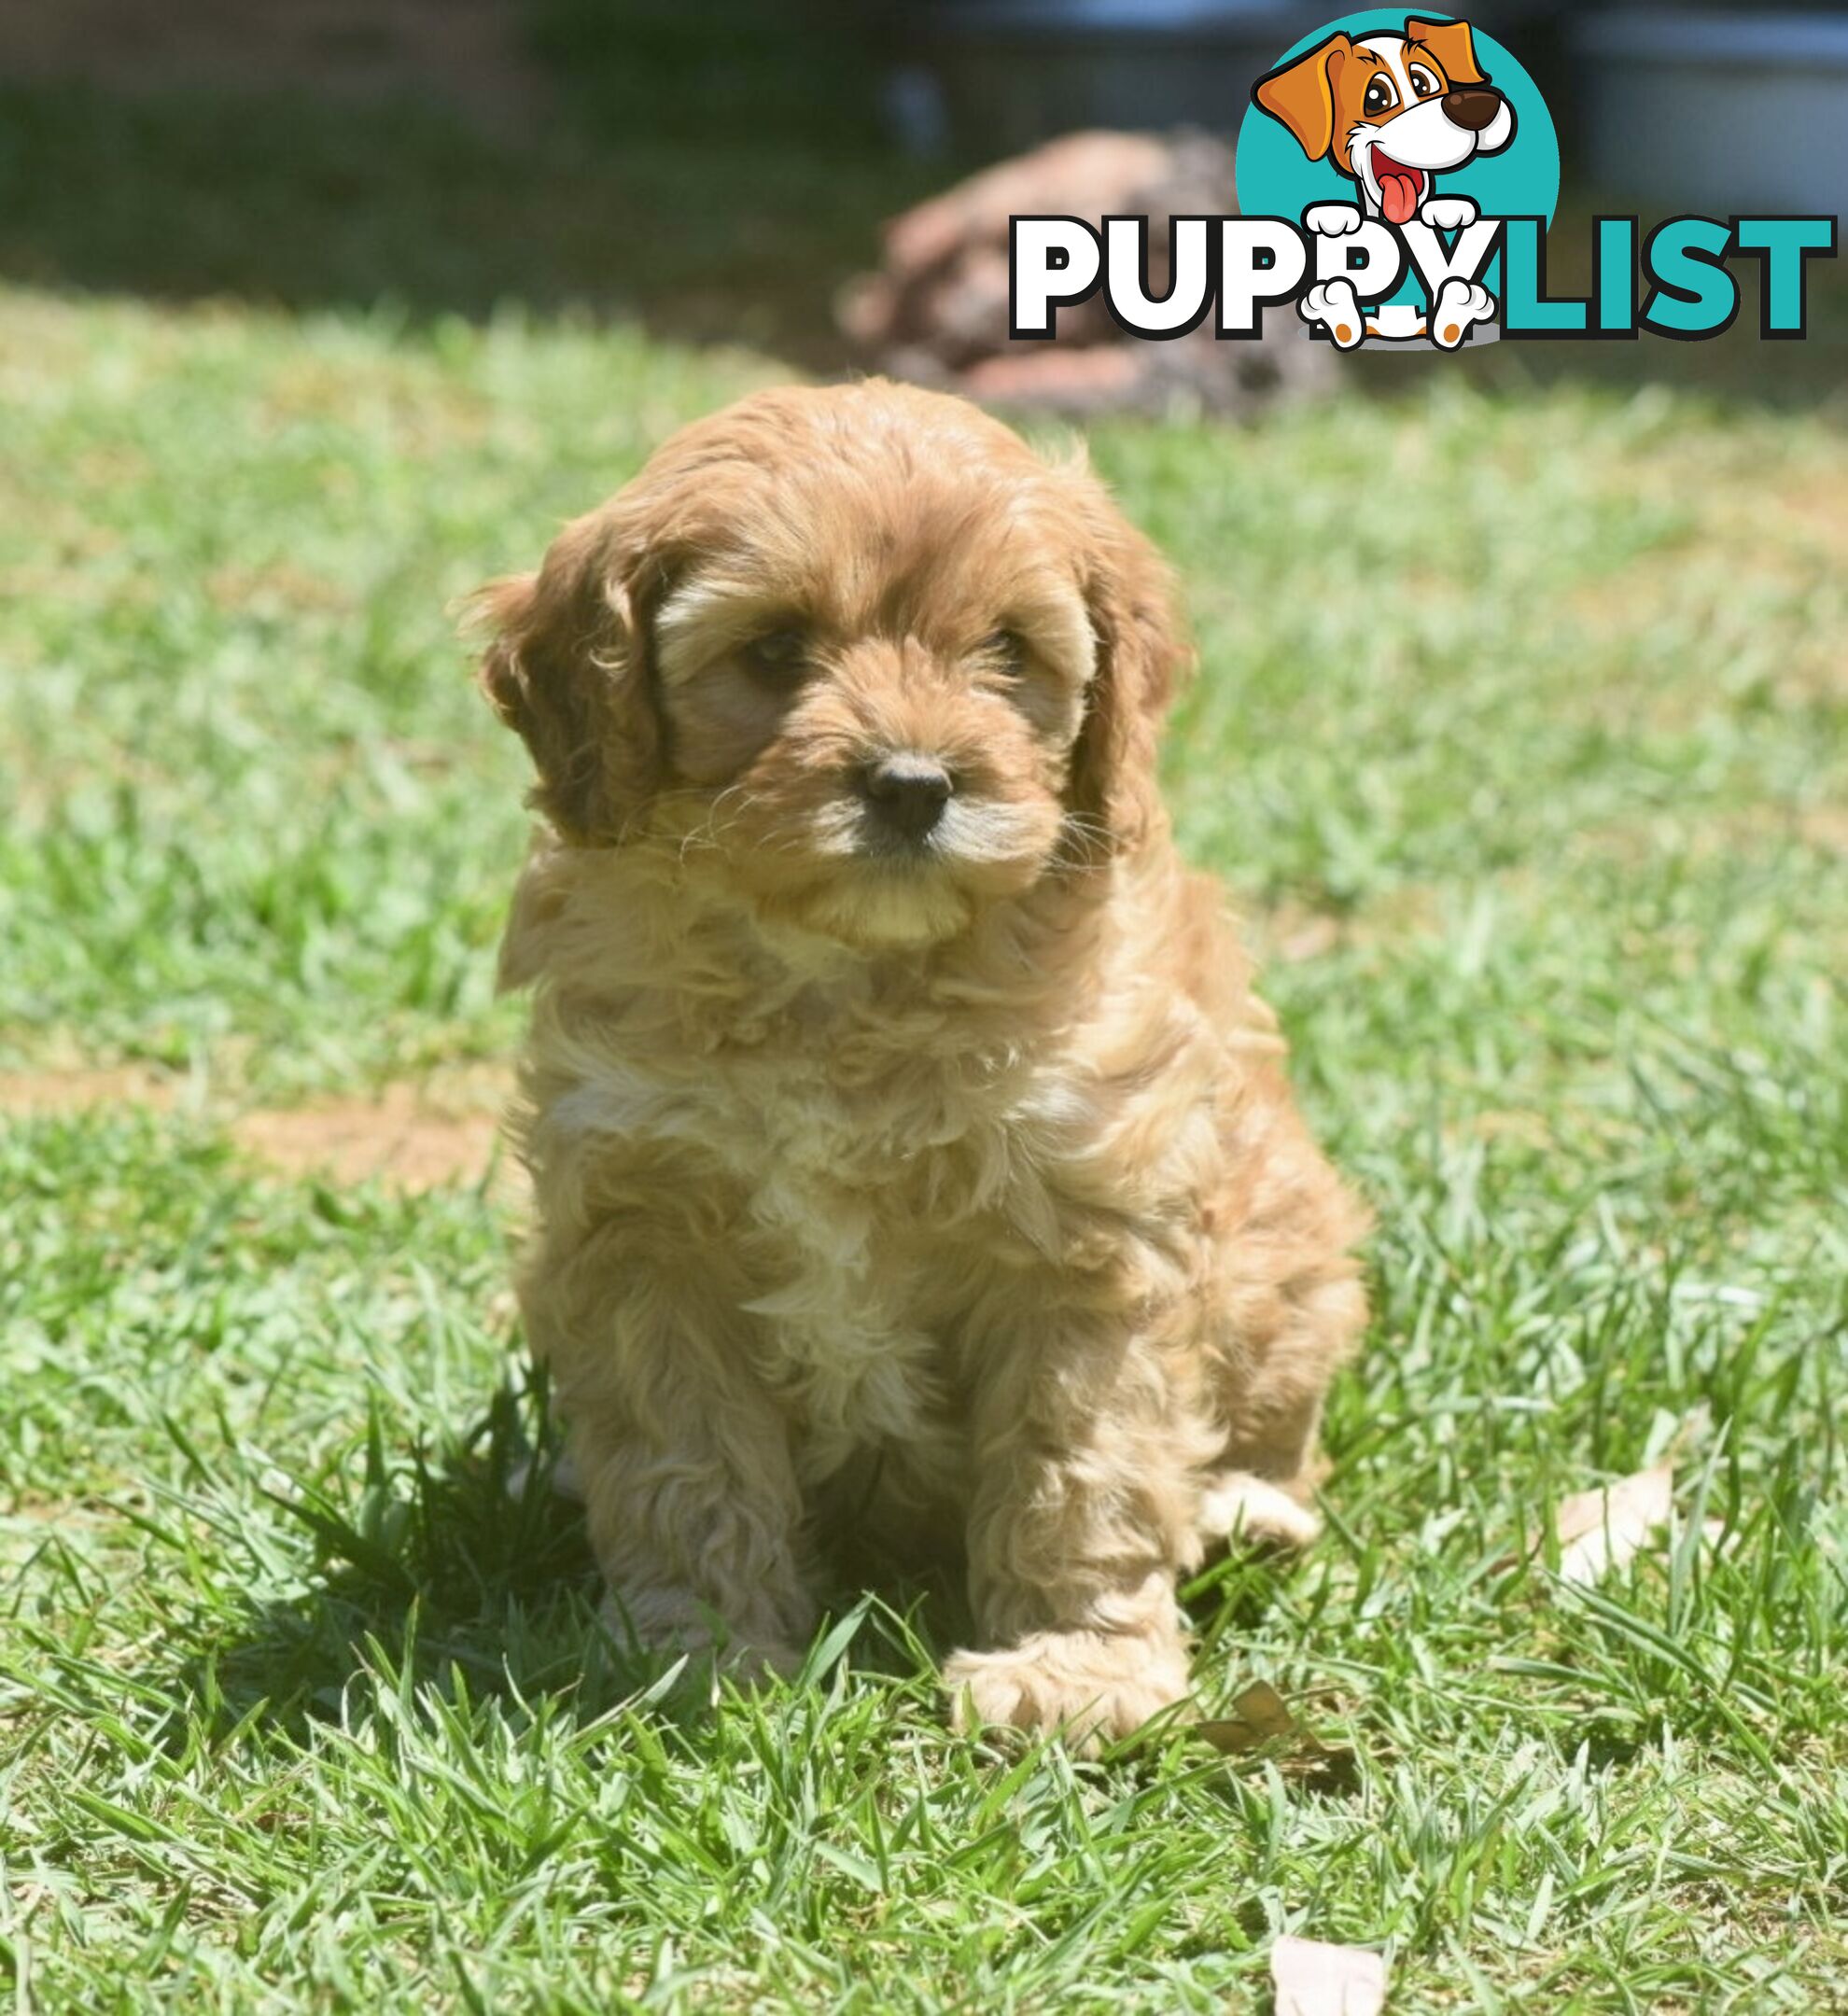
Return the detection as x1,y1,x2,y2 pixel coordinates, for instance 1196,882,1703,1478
1253,14,1515,347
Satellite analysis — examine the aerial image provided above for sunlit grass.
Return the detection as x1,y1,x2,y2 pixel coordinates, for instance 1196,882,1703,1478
2,272,1844,2010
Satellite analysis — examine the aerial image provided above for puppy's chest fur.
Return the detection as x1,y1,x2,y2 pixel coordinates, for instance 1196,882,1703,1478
561,1007,1056,1494
727,1060,973,1490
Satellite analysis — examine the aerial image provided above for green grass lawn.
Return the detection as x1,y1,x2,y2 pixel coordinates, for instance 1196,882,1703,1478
3,122,1847,2009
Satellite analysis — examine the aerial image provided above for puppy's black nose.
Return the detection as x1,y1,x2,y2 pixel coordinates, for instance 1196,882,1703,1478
1443,87,1502,132
861,753,953,841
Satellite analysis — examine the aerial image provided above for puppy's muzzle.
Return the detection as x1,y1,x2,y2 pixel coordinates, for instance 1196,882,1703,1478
1442,88,1504,133
859,752,954,843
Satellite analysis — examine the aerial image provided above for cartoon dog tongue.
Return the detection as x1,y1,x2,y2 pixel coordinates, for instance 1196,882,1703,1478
1374,152,1422,225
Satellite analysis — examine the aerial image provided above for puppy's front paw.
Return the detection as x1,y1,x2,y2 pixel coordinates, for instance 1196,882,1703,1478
944,1629,1192,1751
1197,1472,1323,1550
1304,203,1364,238
1418,194,1478,231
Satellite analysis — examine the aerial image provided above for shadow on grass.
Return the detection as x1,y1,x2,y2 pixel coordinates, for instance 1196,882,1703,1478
131,1365,1369,1792
163,1373,962,1743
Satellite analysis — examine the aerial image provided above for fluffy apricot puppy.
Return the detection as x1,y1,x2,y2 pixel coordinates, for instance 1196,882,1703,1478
475,380,1367,1745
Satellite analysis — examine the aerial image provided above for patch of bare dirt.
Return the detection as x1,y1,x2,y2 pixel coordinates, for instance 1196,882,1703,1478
1578,805,1848,869
1798,807,1848,854
1253,888,1441,966
1774,472,1848,568
0,1065,182,1114
231,1083,508,1192
0,1061,517,1194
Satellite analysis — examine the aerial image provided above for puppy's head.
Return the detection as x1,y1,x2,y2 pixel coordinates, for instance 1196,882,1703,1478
475,381,1183,949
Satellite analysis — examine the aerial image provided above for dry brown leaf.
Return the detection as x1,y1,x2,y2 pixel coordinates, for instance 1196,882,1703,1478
1192,1718,1267,1755
1195,1679,1299,1753
1549,1463,1674,1585
1270,1934,1389,2016
1194,1683,1358,1785
230,1080,511,1194
1232,1679,1298,1740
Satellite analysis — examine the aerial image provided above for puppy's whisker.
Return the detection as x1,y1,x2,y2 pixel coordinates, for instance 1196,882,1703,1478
615,784,715,850
1057,813,1113,866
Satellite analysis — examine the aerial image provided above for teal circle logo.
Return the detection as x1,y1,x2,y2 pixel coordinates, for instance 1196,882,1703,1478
1237,11,1558,332
1238,10,1558,224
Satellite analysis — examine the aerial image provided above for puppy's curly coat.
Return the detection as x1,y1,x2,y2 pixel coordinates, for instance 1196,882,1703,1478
476,381,1367,1743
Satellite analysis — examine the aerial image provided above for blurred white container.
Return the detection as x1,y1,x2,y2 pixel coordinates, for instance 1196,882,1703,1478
917,0,1303,153
916,1,1562,155
1577,9,1848,215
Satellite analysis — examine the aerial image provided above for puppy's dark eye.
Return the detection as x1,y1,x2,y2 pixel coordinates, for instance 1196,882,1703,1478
1363,76,1398,117
984,629,1029,677
1408,64,1442,99
741,629,808,687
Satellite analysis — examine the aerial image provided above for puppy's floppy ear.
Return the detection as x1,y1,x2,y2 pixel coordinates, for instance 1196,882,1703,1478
1251,33,1351,164
472,507,666,845
1066,489,1190,857
1406,15,1487,87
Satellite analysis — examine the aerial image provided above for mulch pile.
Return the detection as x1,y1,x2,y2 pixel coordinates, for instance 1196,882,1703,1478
839,129,1337,416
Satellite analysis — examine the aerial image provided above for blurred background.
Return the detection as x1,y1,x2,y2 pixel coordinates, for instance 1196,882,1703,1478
1,0,1842,398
